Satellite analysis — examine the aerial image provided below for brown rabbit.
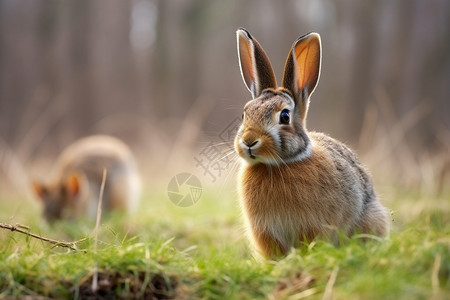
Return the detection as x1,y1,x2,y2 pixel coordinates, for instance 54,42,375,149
235,28,390,258
31,135,141,222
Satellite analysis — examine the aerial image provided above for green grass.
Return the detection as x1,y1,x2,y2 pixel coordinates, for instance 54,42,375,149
0,186,449,299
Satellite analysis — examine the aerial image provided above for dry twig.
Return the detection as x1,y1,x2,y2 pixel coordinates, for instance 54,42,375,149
322,266,339,300
0,222,87,252
431,254,442,295
92,168,107,292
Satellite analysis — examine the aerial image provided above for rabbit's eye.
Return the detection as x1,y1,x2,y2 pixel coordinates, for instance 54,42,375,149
280,109,290,125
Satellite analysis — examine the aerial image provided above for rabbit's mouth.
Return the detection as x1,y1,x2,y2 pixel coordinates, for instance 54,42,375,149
237,139,280,166
237,138,261,161
248,149,256,159
236,133,282,165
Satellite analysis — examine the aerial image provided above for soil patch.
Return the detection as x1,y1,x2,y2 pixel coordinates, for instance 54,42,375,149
74,271,178,299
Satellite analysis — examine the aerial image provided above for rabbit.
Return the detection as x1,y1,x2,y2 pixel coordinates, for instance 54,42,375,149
235,28,390,258
31,135,141,222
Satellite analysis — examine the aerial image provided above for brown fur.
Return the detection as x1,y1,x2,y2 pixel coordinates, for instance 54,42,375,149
235,29,389,258
239,133,390,257
31,135,141,222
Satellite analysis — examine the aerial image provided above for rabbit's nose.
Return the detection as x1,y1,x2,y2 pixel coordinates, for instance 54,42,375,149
243,139,260,148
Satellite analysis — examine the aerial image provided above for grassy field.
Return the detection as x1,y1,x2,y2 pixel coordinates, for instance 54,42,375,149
0,184,449,299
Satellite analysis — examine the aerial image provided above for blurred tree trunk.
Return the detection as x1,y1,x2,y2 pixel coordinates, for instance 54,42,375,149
0,0,448,165
56,0,94,145
152,0,171,117
345,1,380,140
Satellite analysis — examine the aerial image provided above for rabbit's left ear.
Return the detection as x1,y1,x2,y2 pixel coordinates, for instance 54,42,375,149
282,33,321,120
237,28,277,99
31,181,46,201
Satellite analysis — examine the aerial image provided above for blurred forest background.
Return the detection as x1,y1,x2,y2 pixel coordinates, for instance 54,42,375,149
0,0,449,197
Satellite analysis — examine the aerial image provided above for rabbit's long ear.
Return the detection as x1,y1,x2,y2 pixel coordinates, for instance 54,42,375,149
282,33,321,121
65,173,81,198
237,28,277,99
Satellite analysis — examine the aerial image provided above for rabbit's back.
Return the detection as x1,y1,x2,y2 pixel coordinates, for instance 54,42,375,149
310,132,376,207
313,132,391,235
55,135,134,178
55,135,141,214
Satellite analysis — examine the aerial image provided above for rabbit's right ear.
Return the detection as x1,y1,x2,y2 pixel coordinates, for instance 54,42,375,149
236,28,277,99
65,173,81,198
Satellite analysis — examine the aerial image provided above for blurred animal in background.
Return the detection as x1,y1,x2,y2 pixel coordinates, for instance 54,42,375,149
31,135,141,222
235,28,390,258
